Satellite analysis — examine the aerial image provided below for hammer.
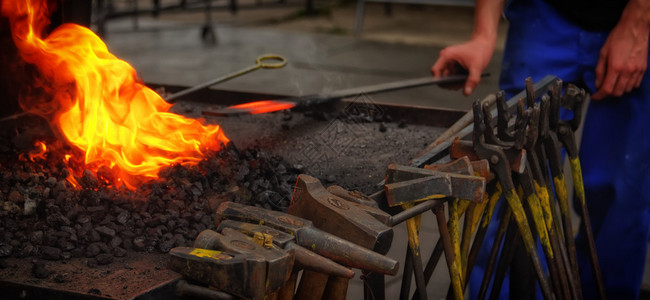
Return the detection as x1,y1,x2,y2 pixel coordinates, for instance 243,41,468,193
193,228,295,298
289,174,396,300
168,247,265,300
384,159,486,300
214,201,399,276
215,219,355,300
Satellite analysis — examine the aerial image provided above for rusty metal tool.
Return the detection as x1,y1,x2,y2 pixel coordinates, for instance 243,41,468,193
165,54,287,102
426,158,486,300
408,75,558,168
450,139,527,174
446,100,520,299
471,99,554,299
534,91,582,299
393,199,452,300
216,219,354,279
519,97,576,300
447,139,531,292
426,157,490,274
289,174,394,254
476,206,512,300
289,176,393,300
415,169,497,300
193,228,295,295
214,201,399,275
482,97,569,299
175,279,234,300
488,218,524,300
202,74,485,116
388,158,486,300
386,168,447,300
538,92,584,297
487,97,572,299
524,79,565,241
432,203,464,300
448,199,465,300
384,163,486,205
463,182,503,290
385,174,441,300
168,247,264,300
555,84,606,299
327,185,380,208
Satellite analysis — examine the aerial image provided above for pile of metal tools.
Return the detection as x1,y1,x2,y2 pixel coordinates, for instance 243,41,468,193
388,76,605,300
166,76,605,300
168,174,402,300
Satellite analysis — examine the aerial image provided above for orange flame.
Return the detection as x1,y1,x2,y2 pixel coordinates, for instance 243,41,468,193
2,0,229,189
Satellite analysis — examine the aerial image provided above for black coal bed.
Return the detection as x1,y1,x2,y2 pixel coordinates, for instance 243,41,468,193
0,86,462,299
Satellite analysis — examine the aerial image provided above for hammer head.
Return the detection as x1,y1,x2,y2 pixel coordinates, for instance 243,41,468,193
327,185,380,208
385,163,486,204
216,219,355,279
289,174,394,254
326,185,391,225
216,219,295,248
451,139,526,174
193,229,294,294
215,201,399,275
168,247,263,300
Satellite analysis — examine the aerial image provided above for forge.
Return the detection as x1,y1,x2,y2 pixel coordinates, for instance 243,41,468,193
0,82,458,298
0,7,457,292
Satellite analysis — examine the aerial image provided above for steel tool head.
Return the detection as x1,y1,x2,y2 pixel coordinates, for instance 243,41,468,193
561,84,587,131
425,157,492,185
216,219,295,248
496,90,516,142
538,95,564,176
327,185,391,225
538,95,551,139
525,77,536,107
168,247,263,300
424,156,474,175
482,99,514,148
548,84,562,131
193,229,294,294
290,174,394,254
451,139,526,175
385,163,486,203
215,201,312,235
472,99,518,191
469,159,492,180
215,201,399,275
384,175,451,207
216,219,354,278
327,185,379,208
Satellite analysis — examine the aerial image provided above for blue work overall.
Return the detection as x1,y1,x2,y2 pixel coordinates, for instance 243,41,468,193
468,0,650,298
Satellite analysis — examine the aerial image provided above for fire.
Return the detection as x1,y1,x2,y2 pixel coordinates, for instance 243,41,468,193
28,141,47,162
2,0,229,189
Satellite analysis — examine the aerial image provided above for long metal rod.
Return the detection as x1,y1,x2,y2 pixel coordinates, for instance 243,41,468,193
409,75,558,168
327,74,482,100
390,199,445,226
166,54,287,102
166,64,260,102
204,74,485,116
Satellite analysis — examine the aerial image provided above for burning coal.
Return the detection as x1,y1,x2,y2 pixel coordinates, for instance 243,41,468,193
2,0,229,189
